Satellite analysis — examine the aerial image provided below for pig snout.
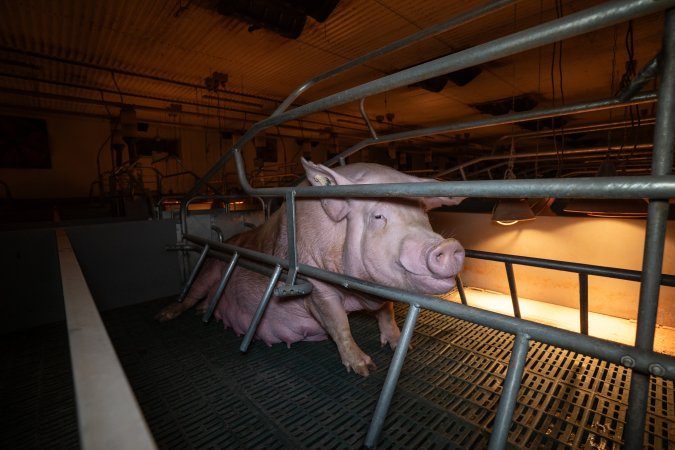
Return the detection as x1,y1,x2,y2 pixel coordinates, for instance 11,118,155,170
427,239,465,278
398,237,464,293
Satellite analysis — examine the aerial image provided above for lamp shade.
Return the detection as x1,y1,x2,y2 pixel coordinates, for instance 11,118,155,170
563,198,648,217
492,199,536,225
562,158,648,217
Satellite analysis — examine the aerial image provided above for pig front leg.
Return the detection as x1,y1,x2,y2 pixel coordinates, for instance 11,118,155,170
305,290,376,376
375,301,401,349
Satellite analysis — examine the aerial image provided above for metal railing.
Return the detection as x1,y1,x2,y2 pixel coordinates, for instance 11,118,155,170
173,1,675,448
459,249,675,335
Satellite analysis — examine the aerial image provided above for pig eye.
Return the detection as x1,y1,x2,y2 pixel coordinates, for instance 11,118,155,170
371,213,387,227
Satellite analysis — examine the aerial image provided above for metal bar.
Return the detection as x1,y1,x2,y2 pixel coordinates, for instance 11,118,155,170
236,151,675,199
271,0,516,115
436,143,654,179
177,243,209,302
487,333,531,450
624,8,675,449
364,304,421,449
57,230,157,450
285,191,299,287
327,94,656,170
184,234,675,380
505,262,522,318
579,273,589,335
239,264,283,353
192,0,674,196
466,249,675,287
265,0,674,129
359,98,378,139
456,274,468,305
202,252,239,323
618,54,660,101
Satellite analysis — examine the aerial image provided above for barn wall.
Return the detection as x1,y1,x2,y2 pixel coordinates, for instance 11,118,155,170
0,110,327,199
430,211,675,327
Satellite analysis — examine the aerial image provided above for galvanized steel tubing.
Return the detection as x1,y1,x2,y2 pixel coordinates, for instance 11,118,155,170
178,1,675,447
183,233,675,381
184,0,675,202
624,7,675,450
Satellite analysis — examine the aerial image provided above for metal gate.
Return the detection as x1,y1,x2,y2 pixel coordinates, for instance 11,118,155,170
173,1,675,448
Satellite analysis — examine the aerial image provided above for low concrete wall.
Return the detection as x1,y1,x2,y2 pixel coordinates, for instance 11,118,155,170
430,212,675,328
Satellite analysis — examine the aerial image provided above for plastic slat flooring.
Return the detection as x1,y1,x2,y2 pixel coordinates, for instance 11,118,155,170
0,322,80,449
2,297,674,449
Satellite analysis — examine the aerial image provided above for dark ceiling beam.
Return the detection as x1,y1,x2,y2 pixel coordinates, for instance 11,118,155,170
0,86,371,140
0,46,418,133
0,71,370,136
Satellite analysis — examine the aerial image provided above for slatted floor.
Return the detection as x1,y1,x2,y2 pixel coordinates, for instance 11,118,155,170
2,297,674,449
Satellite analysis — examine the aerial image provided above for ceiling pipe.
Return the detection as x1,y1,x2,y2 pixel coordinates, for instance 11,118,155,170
0,72,369,135
0,47,429,138
494,117,657,146
435,143,654,179
459,150,656,180
325,91,657,169
0,87,371,139
272,0,517,115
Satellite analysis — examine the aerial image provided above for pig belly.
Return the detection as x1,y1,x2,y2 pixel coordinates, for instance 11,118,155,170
213,269,327,346
214,298,327,346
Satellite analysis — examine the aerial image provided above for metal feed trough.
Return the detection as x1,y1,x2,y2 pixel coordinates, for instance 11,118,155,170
171,1,675,448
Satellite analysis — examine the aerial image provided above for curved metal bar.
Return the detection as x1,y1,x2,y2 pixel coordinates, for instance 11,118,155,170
183,233,675,381
188,0,673,199
359,98,378,140
327,93,656,171
270,0,517,116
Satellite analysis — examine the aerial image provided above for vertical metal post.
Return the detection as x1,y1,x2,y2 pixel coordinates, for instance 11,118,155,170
202,252,239,323
456,274,468,305
177,244,209,302
364,304,421,449
487,332,531,450
624,8,675,450
579,273,589,335
285,191,299,287
505,262,522,318
240,264,283,353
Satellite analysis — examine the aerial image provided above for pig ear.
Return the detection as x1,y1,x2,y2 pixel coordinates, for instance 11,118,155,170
419,196,467,211
301,158,352,222
404,176,466,211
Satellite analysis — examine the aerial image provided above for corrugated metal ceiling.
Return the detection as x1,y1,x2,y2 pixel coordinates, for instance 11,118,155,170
0,0,668,174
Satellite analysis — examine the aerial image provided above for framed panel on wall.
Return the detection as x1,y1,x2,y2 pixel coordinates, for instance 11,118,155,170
0,115,51,169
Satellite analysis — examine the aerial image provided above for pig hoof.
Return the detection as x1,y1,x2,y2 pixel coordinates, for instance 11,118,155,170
154,303,183,322
380,331,401,350
344,354,377,377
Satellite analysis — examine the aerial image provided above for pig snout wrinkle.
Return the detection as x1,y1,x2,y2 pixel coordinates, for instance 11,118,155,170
427,239,464,277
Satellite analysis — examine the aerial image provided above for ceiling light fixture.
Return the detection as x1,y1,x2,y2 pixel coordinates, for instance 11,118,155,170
492,198,536,225
492,140,536,225
563,159,648,218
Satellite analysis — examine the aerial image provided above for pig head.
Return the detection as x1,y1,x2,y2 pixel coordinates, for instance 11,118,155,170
157,158,465,376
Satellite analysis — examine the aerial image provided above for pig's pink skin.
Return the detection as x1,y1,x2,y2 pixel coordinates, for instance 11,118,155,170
168,159,465,376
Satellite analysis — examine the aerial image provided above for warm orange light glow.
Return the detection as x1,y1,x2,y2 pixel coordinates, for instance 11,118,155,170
444,287,675,356
496,220,519,226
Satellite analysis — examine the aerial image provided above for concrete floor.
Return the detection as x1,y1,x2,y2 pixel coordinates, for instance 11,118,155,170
446,287,675,356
